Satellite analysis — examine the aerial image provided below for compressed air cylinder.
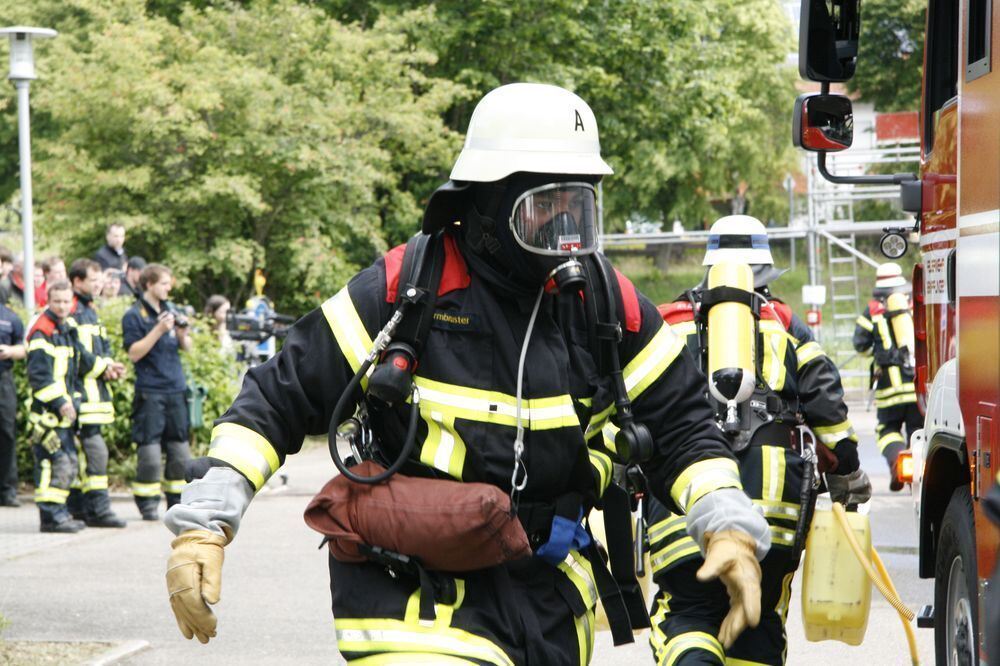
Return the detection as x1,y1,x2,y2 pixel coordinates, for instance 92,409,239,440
706,262,756,413
886,292,915,352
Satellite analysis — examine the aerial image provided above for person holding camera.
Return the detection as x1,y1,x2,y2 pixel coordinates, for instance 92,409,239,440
122,264,192,520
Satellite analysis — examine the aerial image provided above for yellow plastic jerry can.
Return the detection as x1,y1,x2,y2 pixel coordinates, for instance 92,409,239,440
801,507,873,645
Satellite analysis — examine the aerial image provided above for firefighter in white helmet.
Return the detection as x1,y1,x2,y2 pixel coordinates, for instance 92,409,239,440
162,84,770,664
645,215,871,664
853,262,918,491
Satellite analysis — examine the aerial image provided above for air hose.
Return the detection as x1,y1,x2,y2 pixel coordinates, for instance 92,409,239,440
831,502,919,665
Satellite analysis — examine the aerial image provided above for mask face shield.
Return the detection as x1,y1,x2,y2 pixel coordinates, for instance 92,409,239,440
509,182,598,257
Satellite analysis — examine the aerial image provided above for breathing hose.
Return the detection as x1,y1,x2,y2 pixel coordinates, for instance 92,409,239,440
831,502,919,665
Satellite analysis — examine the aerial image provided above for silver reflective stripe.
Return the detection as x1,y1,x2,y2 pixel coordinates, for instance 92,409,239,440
564,553,598,608
335,628,512,666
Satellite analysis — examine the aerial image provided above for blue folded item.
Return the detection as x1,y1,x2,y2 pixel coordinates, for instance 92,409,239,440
535,508,591,566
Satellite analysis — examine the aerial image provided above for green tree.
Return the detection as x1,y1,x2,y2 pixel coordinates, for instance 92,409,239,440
847,0,925,111
321,0,799,228
0,0,464,313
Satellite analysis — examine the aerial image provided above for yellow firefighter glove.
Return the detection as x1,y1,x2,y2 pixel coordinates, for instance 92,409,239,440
166,530,229,643
696,529,762,649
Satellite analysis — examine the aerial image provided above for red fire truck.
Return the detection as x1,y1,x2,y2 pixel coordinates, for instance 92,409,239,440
792,1,999,663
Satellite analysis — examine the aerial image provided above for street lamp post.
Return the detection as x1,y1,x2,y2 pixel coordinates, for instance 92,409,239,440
783,173,796,272
0,26,57,312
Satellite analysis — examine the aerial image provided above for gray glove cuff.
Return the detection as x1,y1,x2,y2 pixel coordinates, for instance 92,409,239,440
686,487,771,561
164,466,253,539
826,468,873,506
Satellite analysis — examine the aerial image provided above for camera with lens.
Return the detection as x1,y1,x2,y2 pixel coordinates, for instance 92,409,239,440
164,302,191,328
225,310,293,342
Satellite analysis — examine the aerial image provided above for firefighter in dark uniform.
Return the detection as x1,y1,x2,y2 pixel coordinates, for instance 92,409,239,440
27,281,102,532
122,263,193,520
645,216,872,665
0,299,25,507
66,259,127,527
162,83,773,663
853,262,920,491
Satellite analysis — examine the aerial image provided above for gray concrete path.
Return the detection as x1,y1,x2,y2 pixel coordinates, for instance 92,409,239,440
0,409,936,664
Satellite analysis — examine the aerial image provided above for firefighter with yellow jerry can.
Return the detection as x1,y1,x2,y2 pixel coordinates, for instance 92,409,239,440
643,215,872,665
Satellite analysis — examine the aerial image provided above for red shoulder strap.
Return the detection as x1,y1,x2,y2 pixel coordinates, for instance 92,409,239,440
613,268,641,333
868,299,885,316
70,296,80,315
658,301,695,325
767,301,793,330
384,234,471,303
28,312,56,339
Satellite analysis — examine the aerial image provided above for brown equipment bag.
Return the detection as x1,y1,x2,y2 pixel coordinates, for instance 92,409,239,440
303,461,532,572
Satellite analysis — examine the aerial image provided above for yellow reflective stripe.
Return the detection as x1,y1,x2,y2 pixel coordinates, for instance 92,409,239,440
348,654,480,665
82,475,109,492
855,315,874,332
131,481,161,497
648,514,687,544
650,536,700,574
557,550,598,610
761,322,790,391
39,458,51,489
888,365,903,388
795,341,826,369
874,315,893,349
658,631,725,666
418,410,466,480
875,382,916,397
877,431,906,452
585,403,615,441
761,446,786,501
413,377,578,431
623,323,686,401
813,421,858,447
649,593,672,655
588,448,612,496
28,338,56,353
35,488,70,503
670,321,698,338
670,457,742,513
322,288,374,387
209,423,281,492
875,392,918,408
78,402,113,414
34,382,67,403
403,579,465,629
573,608,594,666
334,618,514,666
85,356,109,381
775,571,795,625
162,479,186,494
770,525,796,547
753,499,799,521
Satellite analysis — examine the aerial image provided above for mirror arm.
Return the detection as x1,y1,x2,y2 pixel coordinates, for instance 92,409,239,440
816,152,918,185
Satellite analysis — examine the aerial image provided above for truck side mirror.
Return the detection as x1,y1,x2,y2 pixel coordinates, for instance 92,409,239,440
793,93,854,152
799,0,861,82
900,179,923,214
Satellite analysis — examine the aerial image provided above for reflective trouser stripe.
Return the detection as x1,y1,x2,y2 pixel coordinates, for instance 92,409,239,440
657,631,725,666
775,571,795,624
573,608,595,666
761,446,786,502
671,458,743,513
36,460,69,504
162,479,186,494
649,593,671,656
877,431,906,453
82,475,108,492
131,481,161,497
348,655,480,665
403,580,466,628
813,421,858,447
557,550,598,610
334,619,514,666
208,422,281,492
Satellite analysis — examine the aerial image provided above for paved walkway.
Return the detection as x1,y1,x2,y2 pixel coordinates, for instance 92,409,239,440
0,409,935,664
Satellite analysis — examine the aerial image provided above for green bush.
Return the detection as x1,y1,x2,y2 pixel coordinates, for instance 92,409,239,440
14,297,241,486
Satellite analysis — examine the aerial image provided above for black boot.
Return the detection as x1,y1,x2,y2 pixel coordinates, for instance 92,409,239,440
135,495,160,521
67,488,86,521
41,518,86,533
883,441,906,492
84,489,126,527
166,492,182,510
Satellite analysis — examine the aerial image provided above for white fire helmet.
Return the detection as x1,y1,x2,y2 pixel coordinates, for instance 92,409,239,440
449,83,613,183
875,262,906,289
703,215,775,267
